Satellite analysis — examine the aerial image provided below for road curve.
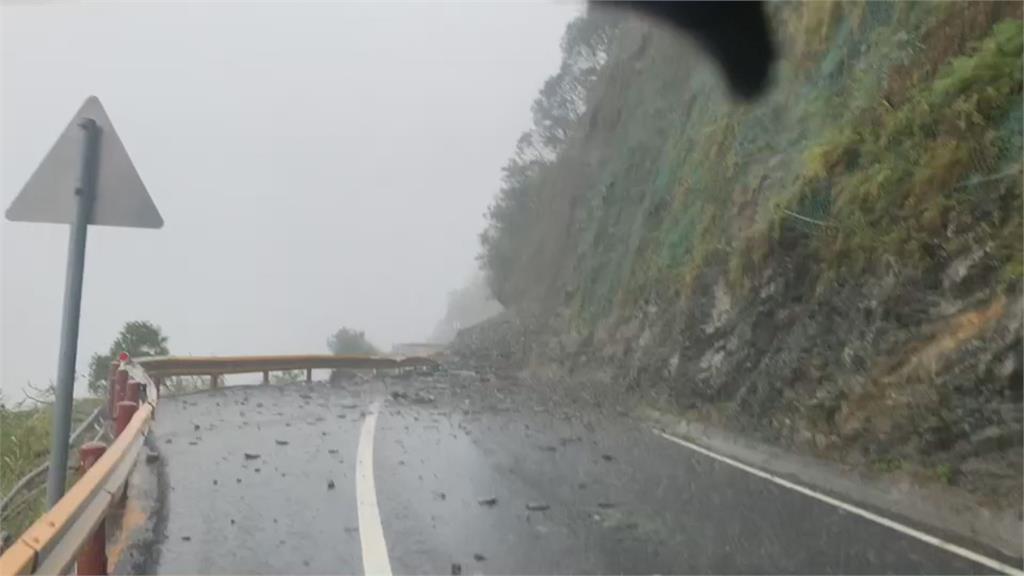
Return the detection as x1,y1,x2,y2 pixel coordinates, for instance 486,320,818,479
119,375,1013,574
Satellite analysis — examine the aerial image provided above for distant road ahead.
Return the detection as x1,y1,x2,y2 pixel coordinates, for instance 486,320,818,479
121,377,1013,575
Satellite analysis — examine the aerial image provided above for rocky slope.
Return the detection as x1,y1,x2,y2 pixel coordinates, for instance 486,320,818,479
465,1,1023,519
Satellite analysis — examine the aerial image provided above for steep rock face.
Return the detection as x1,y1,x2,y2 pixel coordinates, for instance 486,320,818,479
465,1,1022,510
624,255,1022,481
457,266,1022,508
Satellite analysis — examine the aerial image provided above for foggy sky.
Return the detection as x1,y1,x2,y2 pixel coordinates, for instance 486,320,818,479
0,2,580,401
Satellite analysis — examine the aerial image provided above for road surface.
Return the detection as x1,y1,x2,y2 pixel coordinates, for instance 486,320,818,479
118,374,1017,574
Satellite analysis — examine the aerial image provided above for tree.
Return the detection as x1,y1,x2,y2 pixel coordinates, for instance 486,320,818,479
87,321,169,396
326,328,377,356
478,10,621,305
430,274,503,343
528,10,617,154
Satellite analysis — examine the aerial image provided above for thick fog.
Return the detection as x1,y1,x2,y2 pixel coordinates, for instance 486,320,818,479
0,2,580,401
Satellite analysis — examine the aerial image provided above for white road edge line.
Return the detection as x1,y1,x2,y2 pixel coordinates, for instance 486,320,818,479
357,401,393,576
653,429,1023,576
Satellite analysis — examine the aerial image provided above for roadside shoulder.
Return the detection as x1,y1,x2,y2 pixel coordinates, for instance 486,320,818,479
639,405,1024,563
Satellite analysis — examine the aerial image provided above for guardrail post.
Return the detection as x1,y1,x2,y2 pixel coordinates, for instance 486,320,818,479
77,442,108,575
209,374,220,389
114,367,129,405
106,361,119,418
125,380,141,405
262,371,270,385
305,368,312,385
115,401,137,437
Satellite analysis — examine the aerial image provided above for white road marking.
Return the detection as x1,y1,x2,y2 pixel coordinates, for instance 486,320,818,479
654,429,1023,576
357,401,393,576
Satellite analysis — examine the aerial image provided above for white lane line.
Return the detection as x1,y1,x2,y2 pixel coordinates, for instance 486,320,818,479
654,429,1023,576
357,401,393,576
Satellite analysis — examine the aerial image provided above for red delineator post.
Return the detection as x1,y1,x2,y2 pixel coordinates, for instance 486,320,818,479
106,361,119,418
115,401,137,436
114,368,129,405
76,442,108,575
125,380,141,405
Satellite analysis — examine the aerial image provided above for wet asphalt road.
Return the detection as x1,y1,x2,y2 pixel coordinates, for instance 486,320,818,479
130,376,1000,575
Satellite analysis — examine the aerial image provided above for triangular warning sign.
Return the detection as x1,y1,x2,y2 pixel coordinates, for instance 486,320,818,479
6,96,163,228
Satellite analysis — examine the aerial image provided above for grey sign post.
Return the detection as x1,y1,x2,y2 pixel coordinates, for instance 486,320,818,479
6,96,163,506
44,118,100,507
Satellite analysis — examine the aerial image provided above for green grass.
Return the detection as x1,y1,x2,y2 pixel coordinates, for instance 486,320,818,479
872,456,904,474
0,397,104,540
935,463,957,485
723,13,1022,299
487,2,1021,335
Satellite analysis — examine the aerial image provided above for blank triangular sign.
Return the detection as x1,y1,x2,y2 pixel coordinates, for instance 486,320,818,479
6,95,163,228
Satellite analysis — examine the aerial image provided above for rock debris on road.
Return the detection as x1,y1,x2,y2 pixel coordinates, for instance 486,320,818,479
122,377,1014,575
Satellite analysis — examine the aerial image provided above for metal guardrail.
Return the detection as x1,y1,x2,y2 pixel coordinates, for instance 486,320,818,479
0,390,152,575
136,354,438,377
0,353,437,575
